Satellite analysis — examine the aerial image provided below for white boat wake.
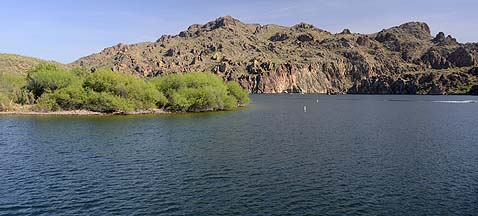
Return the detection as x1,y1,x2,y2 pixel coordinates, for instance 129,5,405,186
432,100,478,104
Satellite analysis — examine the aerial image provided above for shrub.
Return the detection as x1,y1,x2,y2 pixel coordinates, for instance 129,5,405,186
84,69,167,110
226,81,250,104
1,66,250,113
15,89,35,105
34,93,61,111
0,92,13,111
176,86,225,111
48,84,87,110
26,64,75,98
149,72,250,112
83,69,125,94
71,67,90,78
169,91,191,112
151,73,187,95
223,95,238,110
156,93,168,108
0,73,28,104
122,79,164,110
82,91,134,113
0,73,25,93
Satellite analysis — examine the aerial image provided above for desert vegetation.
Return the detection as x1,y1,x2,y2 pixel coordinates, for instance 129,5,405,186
0,63,249,113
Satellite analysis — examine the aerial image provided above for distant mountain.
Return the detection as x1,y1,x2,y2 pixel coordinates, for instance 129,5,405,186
0,53,62,75
58,16,478,94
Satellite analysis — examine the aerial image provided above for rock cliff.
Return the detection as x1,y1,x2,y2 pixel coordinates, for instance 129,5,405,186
72,16,478,94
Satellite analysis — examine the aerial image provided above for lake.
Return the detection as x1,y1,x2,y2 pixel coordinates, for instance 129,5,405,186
1,94,478,215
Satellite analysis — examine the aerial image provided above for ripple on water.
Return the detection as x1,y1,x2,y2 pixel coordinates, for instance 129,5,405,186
1,95,478,215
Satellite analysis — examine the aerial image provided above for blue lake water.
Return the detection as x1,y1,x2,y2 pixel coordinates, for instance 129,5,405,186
1,95,478,215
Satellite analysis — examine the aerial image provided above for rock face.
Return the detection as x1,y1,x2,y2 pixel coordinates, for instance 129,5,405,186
448,47,476,67
348,70,476,95
72,16,478,94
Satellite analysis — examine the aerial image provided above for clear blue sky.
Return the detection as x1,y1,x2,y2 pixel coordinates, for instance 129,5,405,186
1,0,477,63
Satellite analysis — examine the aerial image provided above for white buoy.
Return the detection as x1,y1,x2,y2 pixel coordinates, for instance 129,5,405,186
316,99,319,103
304,105,307,112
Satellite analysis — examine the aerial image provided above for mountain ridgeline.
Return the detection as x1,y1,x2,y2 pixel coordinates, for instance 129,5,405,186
70,16,476,94
0,53,62,75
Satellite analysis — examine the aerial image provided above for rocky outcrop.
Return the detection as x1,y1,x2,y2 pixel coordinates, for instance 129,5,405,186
356,36,371,47
269,33,289,42
297,34,314,42
421,48,451,69
432,32,458,45
468,85,478,95
72,16,478,94
448,47,476,67
468,67,478,76
340,29,352,34
348,69,476,95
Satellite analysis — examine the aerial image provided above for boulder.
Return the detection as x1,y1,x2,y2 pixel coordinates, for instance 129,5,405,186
421,49,451,69
432,32,446,43
448,47,476,67
269,33,289,42
165,48,175,57
428,82,445,95
297,34,314,42
293,22,315,30
468,85,478,95
468,67,478,76
340,29,352,34
356,36,371,46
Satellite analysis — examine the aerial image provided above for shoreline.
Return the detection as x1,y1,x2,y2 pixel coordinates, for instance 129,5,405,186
0,109,170,116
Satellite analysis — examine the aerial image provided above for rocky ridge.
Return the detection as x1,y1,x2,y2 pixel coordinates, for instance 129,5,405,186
73,16,478,94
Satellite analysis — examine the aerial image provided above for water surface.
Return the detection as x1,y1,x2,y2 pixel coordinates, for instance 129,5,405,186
1,95,478,215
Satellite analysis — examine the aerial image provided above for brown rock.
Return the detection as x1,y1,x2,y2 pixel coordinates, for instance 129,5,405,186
448,47,476,67
356,36,370,46
297,34,314,42
468,67,478,76
340,29,352,34
71,16,478,94
421,49,451,69
468,85,478,95
269,33,289,42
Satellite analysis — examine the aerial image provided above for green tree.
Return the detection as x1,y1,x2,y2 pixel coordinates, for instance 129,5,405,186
26,64,75,98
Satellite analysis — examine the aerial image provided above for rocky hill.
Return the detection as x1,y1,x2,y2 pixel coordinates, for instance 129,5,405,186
73,16,478,94
0,53,62,75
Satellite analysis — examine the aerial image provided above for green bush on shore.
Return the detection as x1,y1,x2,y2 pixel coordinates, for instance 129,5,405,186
0,92,12,111
226,81,250,105
26,64,75,98
0,63,250,113
150,72,248,112
81,90,135,113
83,69,165,110
0,73,31,111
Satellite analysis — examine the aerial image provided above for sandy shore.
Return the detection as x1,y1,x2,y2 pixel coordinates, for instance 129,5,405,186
0,109,170,116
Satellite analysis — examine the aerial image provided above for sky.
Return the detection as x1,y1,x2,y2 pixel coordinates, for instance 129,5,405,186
1,0,477,63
